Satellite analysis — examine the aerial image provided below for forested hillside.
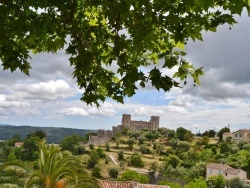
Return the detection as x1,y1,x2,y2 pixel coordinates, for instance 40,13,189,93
0,124,96,143
1,127,250,187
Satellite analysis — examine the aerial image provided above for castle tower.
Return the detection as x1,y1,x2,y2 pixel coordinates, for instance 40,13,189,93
150,116,160,130
122,114,131,128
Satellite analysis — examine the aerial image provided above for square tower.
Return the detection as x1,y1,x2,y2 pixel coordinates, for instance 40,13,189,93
122,114,131,128
150,116,160,130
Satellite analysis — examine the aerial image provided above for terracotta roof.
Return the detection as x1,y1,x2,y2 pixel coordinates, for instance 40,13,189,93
138,185,170,188
206,163,229,170
100,180,135,188
224,167,241,175
232,129,250,134
99,180,170,188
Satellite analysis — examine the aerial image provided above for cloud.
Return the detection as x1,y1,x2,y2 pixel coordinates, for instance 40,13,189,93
59,107,89,116
87,103,117,116
168,95,193,107
0,94,30,108
134,106,164,116
183,10,250,101
192,124,200,127
163,105,189,113
12,79,78,101
44,115,64,120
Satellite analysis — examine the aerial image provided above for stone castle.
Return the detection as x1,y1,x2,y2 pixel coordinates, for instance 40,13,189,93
88,114,160,145
112,114,160,135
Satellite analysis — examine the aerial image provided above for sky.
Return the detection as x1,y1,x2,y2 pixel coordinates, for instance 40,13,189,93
1,11,250,133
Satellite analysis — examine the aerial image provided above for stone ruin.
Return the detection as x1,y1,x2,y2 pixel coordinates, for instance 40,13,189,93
88,129,113,145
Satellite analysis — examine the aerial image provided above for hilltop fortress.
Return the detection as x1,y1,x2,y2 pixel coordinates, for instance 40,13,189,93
89,114,160,145
112,114,160,135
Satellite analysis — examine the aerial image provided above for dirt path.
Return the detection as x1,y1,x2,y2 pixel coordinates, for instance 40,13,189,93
127,167,149,175
109,154,118,165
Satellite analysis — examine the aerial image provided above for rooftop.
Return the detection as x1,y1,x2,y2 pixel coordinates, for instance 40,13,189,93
206,163,230,170
232,129,250,133
99,180,170,188
224,167,241,175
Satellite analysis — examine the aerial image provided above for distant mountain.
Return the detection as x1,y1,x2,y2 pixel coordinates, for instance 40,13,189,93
0,124,12,126
0,124,97,143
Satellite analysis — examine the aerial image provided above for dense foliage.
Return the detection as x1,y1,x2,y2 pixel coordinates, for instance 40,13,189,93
0,141,100,188
118,170,149,184
1,1,250,105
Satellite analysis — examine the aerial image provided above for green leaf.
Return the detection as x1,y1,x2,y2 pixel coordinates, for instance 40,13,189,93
84,11,91,17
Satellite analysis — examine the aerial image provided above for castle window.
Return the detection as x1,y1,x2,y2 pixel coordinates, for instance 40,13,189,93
235,134,237,137
240,134,242,137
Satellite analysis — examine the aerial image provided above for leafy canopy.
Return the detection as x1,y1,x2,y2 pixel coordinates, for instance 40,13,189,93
1,0,250,105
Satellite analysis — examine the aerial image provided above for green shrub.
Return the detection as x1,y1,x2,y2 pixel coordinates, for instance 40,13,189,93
130,153,144,167
92,164,101,178
108,168,119,178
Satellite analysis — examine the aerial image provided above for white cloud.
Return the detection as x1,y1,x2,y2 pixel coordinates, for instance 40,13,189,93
44,114,64,119
12,79,78,101
192,124,200,127
87,103,116,116
169,95,193,107
163,105,189,113
164,87,183,99
134,106,164,116
59,107,89,116
0,94,30,108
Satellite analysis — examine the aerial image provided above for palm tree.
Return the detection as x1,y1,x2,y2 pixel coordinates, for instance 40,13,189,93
0,159,29,188
0,141,100,188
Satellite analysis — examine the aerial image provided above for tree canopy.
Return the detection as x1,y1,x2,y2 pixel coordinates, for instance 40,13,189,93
1,0,250,105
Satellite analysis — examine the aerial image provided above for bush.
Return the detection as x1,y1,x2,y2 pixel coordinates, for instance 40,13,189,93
130,153,144,167
87,149,100,168
92,164,101,178
89,144,94,150
140,145,151,154
117,151,124,161
228,177,244,188
118,170,149,184
105,142,110,151
108,168,119,178
105,157,109,164
78,146,85,155
96,148,106,158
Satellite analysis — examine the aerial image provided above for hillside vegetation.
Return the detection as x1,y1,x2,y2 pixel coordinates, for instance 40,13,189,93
1,127,250,188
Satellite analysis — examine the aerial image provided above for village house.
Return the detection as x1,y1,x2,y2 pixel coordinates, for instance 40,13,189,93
14,142,24,147
231,129,250,143
222,132,233,141
206,163,247,181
